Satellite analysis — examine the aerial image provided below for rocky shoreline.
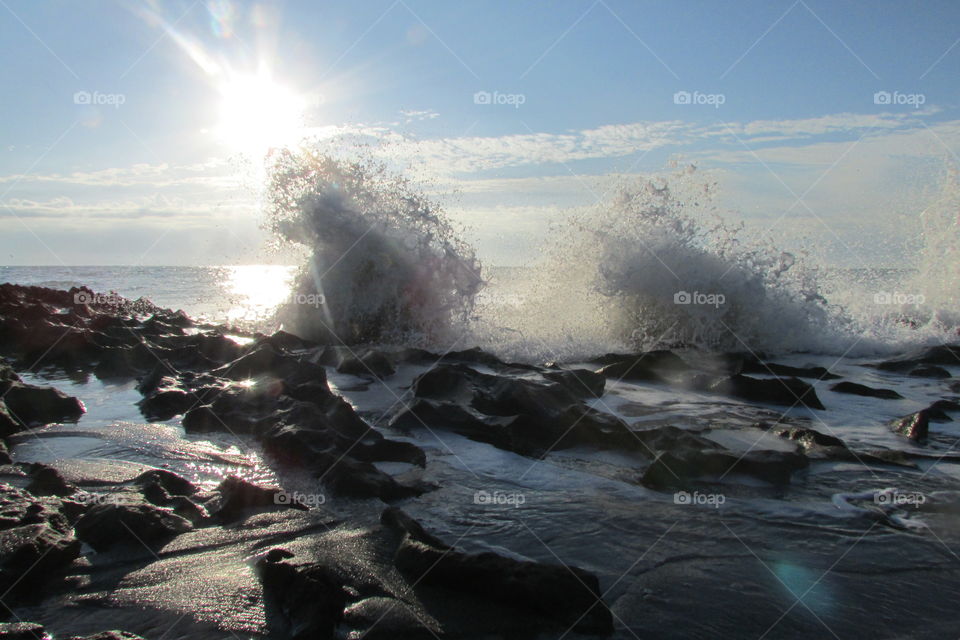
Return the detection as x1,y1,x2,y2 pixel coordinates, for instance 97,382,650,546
1,283,959,638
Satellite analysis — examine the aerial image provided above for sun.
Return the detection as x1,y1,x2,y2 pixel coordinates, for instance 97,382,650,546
215,71,305,157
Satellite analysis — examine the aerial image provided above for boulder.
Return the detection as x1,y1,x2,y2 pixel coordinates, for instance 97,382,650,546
0,484,81,601
891,411,929,443
138,386,195,421
642,447,809,487
255,551,346,640
711,375,825,410
335,349,395,379
383,508,613,636
26,464,76,497
909,365,952,379
543,369,606,398
210,475,303,521
596,350,689,382
64,633,147,640
873,345,960,372
741,360,840,380
2,383,85,428
829,381,903,400
396,364,641,457
74,502,192,552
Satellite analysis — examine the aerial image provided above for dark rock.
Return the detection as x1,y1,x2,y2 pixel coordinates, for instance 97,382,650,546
137,388,194,421
256,551,346,640
396,364,640,457
873,345,960,372
909,365,952,379
830,381,903,400
596,350,689,382
928,398,960,413
919,398,959,424
711,375,825,410
74,502,192,551
133,469,197,498
0,403,17,440
64,633,147,640
0,484,81,601
2,383,85,428
773,426,845,449
386,509,613,635
0,440,9,465
26,464,76,497
543,368,605,399
741,361,841,380
211,475,302,521
891,411,929,443
335,349,395,379
262,424,424,502
0,622,47,639
643,447,809,487
381,506,452,550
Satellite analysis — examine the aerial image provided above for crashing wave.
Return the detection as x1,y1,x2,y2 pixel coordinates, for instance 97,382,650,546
265,149,483,346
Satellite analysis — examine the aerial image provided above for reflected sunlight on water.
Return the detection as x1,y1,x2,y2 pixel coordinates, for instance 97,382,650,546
222,264,297,324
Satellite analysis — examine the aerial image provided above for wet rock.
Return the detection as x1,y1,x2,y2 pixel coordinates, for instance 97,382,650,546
133,469,203,521
2,383,85,427
64,633,147,640
383,508,613,636
741,361,841,380
543,368,606,399
773,426,846,449
342,597,437,640
0,622,47,639
711,375,825,410
396,364,640,457
137,388,194,421
596,350,689,382
335,349,395,379
26,464,76,497
0,484,81,602
643,447,809,487
74,502,192,552
919,398,958,424
891,410,929,443
909,365,952,379
830,381,903,400
210,475,303,521
255,550,346,640
262,424,424,501
133,469,197,498
873,345,960,372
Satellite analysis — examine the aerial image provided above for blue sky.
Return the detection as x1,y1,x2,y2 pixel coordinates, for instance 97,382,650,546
2,0,959,265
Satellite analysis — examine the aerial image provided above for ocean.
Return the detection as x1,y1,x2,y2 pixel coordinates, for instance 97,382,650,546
1,161,959,638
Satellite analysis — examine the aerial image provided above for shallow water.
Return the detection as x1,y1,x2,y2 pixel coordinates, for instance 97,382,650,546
7,345,960,638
